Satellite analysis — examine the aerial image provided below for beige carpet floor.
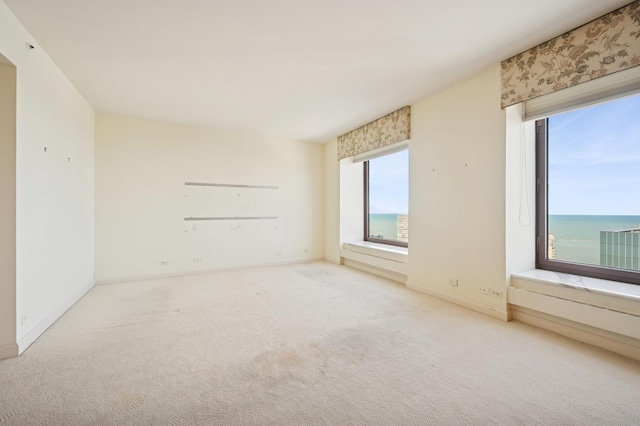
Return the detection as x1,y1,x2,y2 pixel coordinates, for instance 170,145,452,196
1,261,639,425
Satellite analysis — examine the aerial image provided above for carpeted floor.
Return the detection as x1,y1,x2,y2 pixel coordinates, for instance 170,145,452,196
1,261,639,425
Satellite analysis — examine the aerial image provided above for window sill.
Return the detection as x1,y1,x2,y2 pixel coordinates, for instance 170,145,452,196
510,269,640,338
510,270,640,360
340,241,408,283
342,241,408,262
512,269,640,304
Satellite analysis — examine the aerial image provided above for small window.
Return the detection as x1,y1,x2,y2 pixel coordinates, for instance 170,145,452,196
364,149,409,247
536,93,640,284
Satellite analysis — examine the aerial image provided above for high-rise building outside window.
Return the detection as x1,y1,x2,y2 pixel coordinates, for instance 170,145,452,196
536,92,640,285
364,149,409,248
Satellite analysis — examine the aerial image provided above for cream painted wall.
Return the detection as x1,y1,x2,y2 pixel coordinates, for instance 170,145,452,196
324,139,341,264
95,113,324,283
323,137,364,264
339,158,364,245
0,59,17,357
408,65,508,316
324,65,511,318
0,1,95,353
505,104,536,277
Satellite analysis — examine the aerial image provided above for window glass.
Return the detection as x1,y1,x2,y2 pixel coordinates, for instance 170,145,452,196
365,149,409,247
539,92,640,282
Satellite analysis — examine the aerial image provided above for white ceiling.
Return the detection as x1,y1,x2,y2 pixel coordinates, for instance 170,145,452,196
3,0,632,142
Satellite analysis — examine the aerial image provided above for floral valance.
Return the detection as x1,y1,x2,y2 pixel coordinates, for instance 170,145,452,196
337,106,410,161
500,0,640,109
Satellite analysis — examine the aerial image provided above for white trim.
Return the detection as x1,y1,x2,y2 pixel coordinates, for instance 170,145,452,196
341,242,407,277
343,259,406,284
323,256,342,266
352,140,408,163
341,249,407,276
512,307,640,362
342,242,407,261
524,65,640,121
509,271,640,360
0,343,18,360
407,283,511,322
511,270,640,305
508,287,640,340
17,280,95,355
96,257,324,285
340,240,408,283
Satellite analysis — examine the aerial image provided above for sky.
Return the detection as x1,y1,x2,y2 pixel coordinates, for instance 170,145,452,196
368,149,409,214
367,93,639,217
548,92,640,216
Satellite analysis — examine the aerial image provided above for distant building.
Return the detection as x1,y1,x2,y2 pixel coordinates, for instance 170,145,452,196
548,234,555,259
600,227,640,271
397,214,408,243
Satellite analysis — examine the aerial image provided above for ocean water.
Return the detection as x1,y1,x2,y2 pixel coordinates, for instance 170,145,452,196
549,215,640,265
369,213,400,240
368,214,640,264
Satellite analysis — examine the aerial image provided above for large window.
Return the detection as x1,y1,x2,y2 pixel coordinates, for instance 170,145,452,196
364,149,409,247
536,92,640,284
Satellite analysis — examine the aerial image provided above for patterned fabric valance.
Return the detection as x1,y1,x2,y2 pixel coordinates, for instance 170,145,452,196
337,106,410,161
500,0,640,109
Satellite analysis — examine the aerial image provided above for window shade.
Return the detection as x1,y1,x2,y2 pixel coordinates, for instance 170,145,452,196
352,140,408,164
337,106,410,161
524,65,640,121
501,0,640,109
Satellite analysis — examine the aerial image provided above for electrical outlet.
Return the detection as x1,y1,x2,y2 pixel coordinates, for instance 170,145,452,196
20,312,28,325
449,279,459,287
479,288,503,298
161,260,170,266
193,257,202,263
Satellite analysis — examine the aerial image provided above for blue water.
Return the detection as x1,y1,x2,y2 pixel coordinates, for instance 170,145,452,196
369,214,400,240
369,214,640,264
549,215,640,265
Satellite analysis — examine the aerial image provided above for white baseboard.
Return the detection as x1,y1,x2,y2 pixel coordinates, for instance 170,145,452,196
508,287,640,340
512,307,640,362
343,259,407,284
323,255,341,265
0,343,18,360
17,280,95,355
96,257,325,285
407,283,511,322
341,246,407,276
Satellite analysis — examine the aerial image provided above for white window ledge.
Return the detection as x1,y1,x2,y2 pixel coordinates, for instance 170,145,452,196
512,269,640,303
510,269,640,326
340,242,408,282
510,270,640,360
342,241,407,262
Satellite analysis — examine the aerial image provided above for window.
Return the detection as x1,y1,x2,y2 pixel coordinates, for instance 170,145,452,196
536,93,640,285
364,149,409,247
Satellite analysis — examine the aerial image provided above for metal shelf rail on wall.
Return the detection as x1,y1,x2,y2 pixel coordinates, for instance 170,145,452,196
182,181,283,258
183,181,280,223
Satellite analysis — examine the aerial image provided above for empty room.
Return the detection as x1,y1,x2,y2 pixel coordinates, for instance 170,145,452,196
1,0,640,424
